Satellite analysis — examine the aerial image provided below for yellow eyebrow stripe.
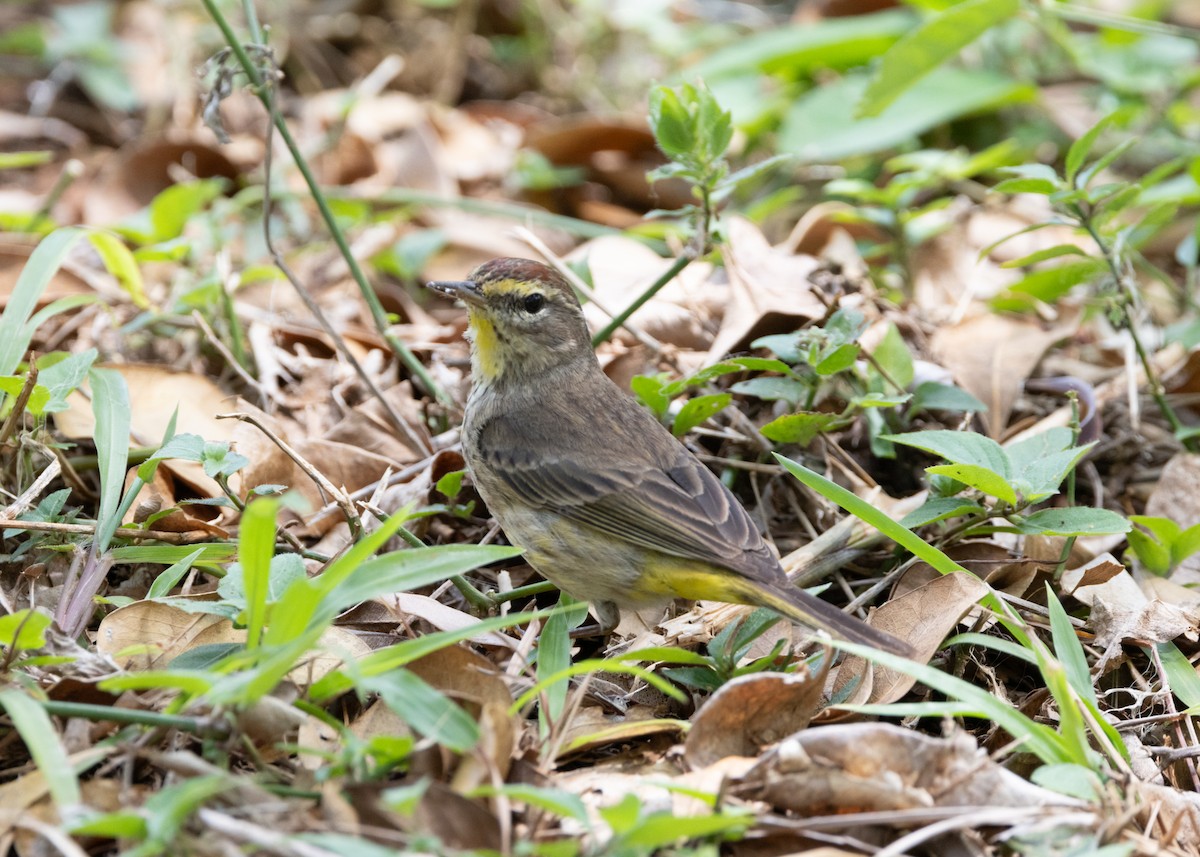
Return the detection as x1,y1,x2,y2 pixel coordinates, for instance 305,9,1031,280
481,278,544,298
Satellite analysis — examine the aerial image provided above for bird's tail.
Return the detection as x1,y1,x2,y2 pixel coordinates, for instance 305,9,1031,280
754,583,915,658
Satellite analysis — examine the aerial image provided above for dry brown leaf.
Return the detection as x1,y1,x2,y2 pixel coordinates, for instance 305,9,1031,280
1063,561,1200,669
96,599,370,687
406,645,515,785
832,571,988,707
82,138,244,226
738,723,1085,816
708,217,825,362
569,235,718,349
685,670,823,768
931,314,1072,438
378,593,515,648
557,705,685,758
55,363,239,495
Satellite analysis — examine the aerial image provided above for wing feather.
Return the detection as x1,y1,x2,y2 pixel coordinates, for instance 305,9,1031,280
477,409,780,579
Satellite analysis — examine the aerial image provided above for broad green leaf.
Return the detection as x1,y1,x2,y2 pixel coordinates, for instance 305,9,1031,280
870,322,914,389
648,87,695,159
899,497,986,528
780,68,1033,162
624,812,752,848
859,0,1020,117
908,381,986,415
1016,507,1131,537
0,608,51,651
673,393,731,437
36,348,97,414
730,376,807,404
760,411,845,444
926,463,1018,505
1030,763,1104,801
993,177,1060,195
813,342,859,375
884,430,1011,478
1126,527,1171,576
689,9,912,80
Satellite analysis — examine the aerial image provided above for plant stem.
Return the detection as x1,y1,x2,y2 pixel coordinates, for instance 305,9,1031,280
199,0,449,405
591,254,691,347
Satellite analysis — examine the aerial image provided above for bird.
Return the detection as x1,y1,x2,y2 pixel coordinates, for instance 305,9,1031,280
427,257,913,656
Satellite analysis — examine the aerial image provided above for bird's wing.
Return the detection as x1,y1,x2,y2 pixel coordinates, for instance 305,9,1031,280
476,410,778,575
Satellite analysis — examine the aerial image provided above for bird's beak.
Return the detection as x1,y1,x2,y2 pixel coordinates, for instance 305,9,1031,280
426,279,485,307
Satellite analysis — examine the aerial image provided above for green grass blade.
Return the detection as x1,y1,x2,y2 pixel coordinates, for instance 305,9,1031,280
88,367,131,553
0,688,81,809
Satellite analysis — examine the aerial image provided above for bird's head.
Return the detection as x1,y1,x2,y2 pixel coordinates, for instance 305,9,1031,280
427,258,593,385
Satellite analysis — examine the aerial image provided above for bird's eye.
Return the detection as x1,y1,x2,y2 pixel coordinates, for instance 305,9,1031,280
522,293,546,314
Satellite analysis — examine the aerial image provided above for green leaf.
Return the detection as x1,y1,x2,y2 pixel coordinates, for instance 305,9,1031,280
0,689,80,808
1046,583,1098,708
673,393,731,437
238,498,278,650
859,0,1020,117
1000,244,1094,269
730,376,807,404
1016,507,1131,537
631,374,672,417
899,497,986,528
688,9,912,81
813,342,859,375
0,608,52,651
926,463,1018,505
885,430,1010,477
0,228,85,380
1156,642,1200,711
1030,763,1104,801
89,367,131,553
363,669,480,753
648,87,695,160
1066,113,1115,186
86,231,149,309
993,177,1061,195
145,547,204,595
870,322,914,389
36,348,97,414
760,411,845,445
436,469,466,499
780,68,1033,162
1126,527,1171,576
908,381,986,415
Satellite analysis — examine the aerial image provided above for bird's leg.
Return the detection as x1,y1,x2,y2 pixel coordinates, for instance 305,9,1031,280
568,600,621,639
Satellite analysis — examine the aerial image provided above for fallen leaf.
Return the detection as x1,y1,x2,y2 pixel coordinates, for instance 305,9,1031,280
932,314,1072,438
685,670,823,768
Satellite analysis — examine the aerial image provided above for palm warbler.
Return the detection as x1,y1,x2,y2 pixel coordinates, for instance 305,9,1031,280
428,258,912,655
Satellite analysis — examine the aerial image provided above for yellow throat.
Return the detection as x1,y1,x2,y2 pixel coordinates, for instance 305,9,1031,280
466,309,504,384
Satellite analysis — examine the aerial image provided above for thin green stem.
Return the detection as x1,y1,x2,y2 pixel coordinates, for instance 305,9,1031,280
199,0,448,405
1077,212,1191,447
42,700,228,735
490,579,557,604
591,254,691,347
451,574,493,611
